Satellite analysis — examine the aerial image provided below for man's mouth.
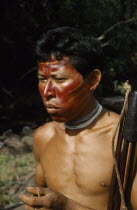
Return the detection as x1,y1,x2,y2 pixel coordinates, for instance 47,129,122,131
46,104,60,114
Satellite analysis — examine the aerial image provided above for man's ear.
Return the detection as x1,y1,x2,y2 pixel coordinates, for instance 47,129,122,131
86,69,101,91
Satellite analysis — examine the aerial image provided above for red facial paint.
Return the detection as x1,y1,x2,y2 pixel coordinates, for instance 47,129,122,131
38,60,91,122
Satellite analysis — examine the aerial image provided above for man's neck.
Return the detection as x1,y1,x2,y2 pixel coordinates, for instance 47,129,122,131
69,96,97,123
64,100,102,130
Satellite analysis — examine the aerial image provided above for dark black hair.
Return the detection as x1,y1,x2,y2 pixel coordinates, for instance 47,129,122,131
36,26,104,77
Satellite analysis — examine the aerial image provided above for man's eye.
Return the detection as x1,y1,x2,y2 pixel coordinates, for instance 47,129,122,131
55,78,66,82
38,78,46,81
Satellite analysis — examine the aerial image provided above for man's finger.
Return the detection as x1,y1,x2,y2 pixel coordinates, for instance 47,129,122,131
20,194,51,207
27,187,52,196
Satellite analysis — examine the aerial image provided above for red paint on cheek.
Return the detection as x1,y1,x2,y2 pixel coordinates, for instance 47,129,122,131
56,76,84,98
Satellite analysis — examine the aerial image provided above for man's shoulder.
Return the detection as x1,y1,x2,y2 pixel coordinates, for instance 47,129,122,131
34,121,57,140
95,107,120,130
33,121,65,153
102,108,120,122
33,121,61,159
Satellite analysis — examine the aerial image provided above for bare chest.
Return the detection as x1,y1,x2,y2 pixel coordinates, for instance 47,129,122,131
40,130,114,196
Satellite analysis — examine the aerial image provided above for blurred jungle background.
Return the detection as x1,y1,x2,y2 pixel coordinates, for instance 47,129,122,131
0,0,137,209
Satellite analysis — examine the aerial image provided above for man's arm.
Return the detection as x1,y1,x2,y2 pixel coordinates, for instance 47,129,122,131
20,127,48,209
131,171,137,209
20,125,68,210
35,160,47,187
33,127,47,187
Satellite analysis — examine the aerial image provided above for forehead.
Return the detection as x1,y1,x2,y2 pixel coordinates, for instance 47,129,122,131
38,59,80,76
38,61,65,72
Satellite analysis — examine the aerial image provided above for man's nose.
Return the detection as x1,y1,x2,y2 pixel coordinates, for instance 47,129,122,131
43,80,55,97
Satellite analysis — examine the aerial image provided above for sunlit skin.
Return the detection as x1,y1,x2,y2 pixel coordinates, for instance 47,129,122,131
20,57,137,210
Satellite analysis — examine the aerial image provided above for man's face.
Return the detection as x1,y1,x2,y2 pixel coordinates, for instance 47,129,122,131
38,58,92,122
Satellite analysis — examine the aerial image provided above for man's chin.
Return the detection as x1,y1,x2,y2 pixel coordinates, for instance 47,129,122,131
50,115,67,123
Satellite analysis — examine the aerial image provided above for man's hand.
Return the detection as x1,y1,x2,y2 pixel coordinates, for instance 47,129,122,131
19,187,59,210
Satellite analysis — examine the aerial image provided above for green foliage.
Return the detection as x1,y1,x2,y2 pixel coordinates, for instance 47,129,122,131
114,81,126,95
0,153,34,208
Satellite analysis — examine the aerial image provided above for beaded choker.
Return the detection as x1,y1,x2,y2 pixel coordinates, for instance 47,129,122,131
64,101,102,130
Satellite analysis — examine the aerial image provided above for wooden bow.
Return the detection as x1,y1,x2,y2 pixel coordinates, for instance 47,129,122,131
107,82,137,210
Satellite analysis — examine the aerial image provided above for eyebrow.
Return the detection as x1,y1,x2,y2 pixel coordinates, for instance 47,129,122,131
38,72,66,77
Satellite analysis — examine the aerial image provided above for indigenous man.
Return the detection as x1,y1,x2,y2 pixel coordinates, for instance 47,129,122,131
20,27,137,210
